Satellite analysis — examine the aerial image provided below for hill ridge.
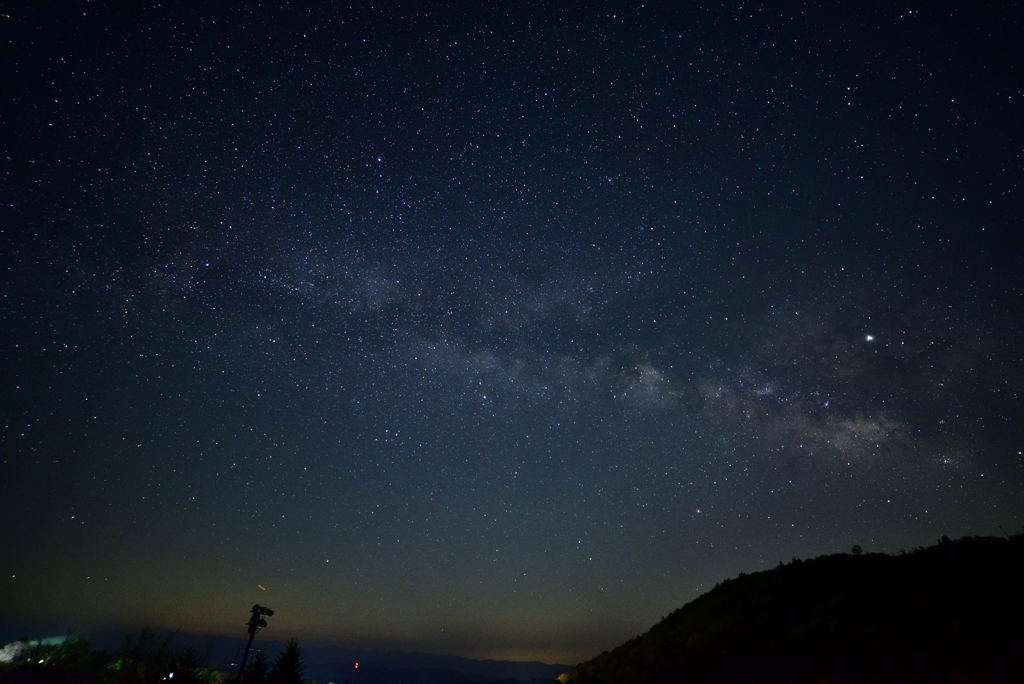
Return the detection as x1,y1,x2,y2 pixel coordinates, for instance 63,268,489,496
558,534,1024,683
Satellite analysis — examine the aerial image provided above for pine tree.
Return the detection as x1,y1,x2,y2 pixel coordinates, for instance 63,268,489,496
268,638,304,684
247,648,269,683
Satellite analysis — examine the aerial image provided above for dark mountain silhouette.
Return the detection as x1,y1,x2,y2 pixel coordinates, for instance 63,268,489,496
559,534,1024,684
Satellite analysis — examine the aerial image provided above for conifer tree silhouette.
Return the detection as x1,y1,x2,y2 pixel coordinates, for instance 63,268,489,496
268,638,304,684
247,648,269,683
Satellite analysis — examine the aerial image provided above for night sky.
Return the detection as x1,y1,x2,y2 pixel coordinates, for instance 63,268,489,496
1,1,1022,665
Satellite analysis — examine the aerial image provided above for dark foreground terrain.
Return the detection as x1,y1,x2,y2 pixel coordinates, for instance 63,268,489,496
0,630,566,684
559,534,1024,683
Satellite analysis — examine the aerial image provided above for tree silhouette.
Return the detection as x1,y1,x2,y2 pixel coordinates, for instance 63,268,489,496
171,648,204,684
246,648,269,683
268,638,304,684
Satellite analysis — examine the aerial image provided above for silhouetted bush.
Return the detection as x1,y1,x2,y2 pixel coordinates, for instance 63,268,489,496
0,631,227,684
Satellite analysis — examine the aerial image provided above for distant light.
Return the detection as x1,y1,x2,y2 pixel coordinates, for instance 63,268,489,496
865,334,875,342
354,661,360,669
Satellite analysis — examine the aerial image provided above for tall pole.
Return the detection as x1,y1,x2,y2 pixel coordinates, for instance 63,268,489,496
236,626,257,682
236,603,273,682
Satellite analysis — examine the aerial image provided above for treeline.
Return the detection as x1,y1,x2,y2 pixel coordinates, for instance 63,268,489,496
0,630,311,684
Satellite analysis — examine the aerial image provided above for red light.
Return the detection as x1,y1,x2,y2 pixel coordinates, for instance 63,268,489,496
354,661,360,669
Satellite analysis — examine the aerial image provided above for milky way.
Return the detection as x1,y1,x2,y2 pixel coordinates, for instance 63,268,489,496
1,2,1021,664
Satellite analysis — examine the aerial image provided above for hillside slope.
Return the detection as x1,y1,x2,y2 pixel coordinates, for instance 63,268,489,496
559,535,1023,683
